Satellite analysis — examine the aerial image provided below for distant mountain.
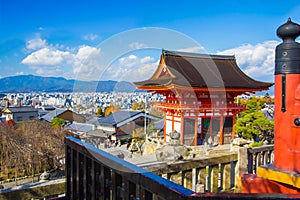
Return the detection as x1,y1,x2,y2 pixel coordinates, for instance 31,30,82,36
0,75,138,93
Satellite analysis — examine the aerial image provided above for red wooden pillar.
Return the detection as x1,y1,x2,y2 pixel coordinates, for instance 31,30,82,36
219,114,224,145
232,114,236,139
209,117,213,137
274,18,300,172
171,113,175,132
163,115,167,143
194,117,198,146
180,115,184,144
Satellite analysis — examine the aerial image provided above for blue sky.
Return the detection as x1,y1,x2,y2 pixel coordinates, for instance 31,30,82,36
0,0,300,86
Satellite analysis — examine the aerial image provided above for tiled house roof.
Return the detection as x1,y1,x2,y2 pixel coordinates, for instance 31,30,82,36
98,110,160,128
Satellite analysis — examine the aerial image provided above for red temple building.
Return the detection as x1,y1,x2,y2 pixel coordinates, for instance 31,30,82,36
134,50,273,146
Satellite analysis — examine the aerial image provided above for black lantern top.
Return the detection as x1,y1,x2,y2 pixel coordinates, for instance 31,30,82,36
275,18,300,75
277,18,300,42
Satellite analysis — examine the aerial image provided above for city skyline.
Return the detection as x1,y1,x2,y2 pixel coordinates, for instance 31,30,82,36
0,1,299,85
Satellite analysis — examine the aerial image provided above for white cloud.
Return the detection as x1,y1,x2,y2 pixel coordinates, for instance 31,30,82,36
21,43,102,80
141,56,154,63
122,62,158,82
26,38,47,50
102,54,158,82
83,33,99,41
218,40,278,81
22,47,72,66
21,47,74,78
72,46,102,80
118,55,139,67
178,46,206,53
129,42,147,49
15,72,24,75
118,54,155,68
75,45,101,61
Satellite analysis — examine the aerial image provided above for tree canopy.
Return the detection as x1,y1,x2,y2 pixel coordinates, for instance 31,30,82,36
234,96,274,143
51,117,66,128
131,101,145,111
104,104,120,116
96,107,104,117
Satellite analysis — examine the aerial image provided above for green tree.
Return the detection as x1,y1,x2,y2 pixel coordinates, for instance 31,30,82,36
104,104,120,116
264,93,270,99
234,111,274,142
51,117,66,128
132,103,138,110
96,107,104,117
131,102,145,111
234,96,274,143
240,96,265,116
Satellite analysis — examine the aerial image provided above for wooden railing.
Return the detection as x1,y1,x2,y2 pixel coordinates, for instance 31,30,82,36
247,145,274,174
65,136,194,200
146,152,237,193
65,137,297,200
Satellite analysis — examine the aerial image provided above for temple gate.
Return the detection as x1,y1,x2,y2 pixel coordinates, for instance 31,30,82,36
134,50,272,145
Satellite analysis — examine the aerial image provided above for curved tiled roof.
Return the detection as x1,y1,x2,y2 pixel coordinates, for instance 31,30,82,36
134,50,273,91
40,108,68,122
98,111,141,126
98,110,161,128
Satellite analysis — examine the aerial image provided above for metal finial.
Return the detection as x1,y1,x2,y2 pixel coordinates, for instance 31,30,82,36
277,18,300,41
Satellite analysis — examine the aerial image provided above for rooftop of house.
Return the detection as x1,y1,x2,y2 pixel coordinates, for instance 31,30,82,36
2,106,38,113
153,118,164,130
98,110,161,127
86,117,100,125
40,108,68,122
68,122,94,133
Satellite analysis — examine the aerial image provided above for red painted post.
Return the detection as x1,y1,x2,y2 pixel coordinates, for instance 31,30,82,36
219,114,224,145
274,18,300,172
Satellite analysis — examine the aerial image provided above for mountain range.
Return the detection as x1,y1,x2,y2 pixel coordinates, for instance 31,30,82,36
0,75,138,93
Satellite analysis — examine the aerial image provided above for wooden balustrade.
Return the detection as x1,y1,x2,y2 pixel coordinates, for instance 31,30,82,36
146,152,238,193
65,137,297,200
66,136,195,200
247,145,274,174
